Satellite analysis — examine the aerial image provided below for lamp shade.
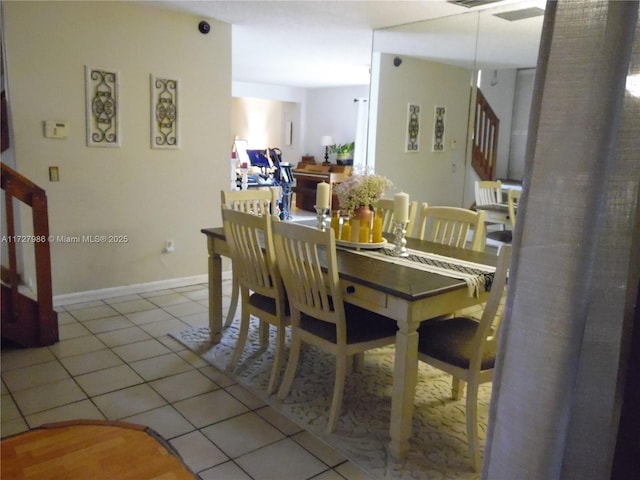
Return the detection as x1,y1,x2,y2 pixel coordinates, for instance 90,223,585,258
321,135,334,147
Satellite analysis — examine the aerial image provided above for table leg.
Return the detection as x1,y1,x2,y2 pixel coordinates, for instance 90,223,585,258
389,316,420,460
207,237,223,344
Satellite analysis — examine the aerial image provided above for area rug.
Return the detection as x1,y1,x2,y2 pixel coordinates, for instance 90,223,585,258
172,318,491,480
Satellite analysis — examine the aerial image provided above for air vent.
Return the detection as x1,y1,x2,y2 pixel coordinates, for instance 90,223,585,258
494,7,545,21
448,0,503,8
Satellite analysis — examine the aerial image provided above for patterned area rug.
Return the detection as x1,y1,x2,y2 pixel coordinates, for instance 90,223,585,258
171,319,490,480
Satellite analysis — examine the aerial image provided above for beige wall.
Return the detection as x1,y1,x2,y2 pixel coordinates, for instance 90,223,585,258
372,54,472,207
2,1,232,295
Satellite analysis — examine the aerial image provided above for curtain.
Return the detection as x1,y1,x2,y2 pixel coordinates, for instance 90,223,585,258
483,1,640,479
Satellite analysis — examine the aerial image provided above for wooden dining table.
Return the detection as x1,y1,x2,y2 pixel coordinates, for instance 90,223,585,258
201,226,497,461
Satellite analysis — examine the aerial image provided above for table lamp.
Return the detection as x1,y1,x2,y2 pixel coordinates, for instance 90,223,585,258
321,136,334,164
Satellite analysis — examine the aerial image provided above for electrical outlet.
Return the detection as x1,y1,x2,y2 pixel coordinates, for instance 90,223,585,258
163,239,175,253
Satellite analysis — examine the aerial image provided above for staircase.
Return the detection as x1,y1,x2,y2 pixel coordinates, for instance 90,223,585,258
1,162,58,347
472,88,500,181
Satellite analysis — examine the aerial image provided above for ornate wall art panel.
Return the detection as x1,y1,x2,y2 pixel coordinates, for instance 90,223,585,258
432,106,446,152
405,103,421,152
151,75,179,149
85,66,120,147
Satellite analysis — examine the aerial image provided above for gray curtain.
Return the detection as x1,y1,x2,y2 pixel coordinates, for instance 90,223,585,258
483,1,640,479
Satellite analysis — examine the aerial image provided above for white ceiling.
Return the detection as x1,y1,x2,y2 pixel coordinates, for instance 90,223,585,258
147,0,544,88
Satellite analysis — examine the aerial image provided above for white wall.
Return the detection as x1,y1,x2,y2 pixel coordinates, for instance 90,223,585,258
372,54,472,207
304,85,369,164
508,69,535,180
3,1,232,295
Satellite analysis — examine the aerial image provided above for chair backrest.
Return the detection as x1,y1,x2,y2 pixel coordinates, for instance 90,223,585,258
272,221,348,343
507,188,521,229
375,198,419,237
469,244,511,371
416,204,486,252
221,206,284,301
221,188,277,216
475,180,502,206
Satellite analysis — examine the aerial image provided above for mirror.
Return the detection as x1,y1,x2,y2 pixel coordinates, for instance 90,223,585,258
369,1,544,208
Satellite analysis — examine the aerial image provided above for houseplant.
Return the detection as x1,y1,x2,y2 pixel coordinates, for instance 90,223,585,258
330,142,355,165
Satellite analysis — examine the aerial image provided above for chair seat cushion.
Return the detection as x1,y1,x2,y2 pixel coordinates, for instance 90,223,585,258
300,303,397,344
487,230,513,243
417,317,496,370
249,292,290,316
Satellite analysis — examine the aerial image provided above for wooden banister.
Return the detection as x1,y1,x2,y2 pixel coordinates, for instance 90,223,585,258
472,89,499,181
1,162,58,347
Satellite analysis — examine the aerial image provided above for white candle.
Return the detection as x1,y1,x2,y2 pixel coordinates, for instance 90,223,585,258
394,192,410,223
316,182,330,210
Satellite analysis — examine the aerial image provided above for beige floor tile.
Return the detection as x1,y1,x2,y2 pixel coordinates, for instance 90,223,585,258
112,338,171,363
110,298,157,314
129,353,193,381
59,349,124,376
70,304,119,322
148,292,191,307
75,364,144,396
56,311,78,325
199,366,237,388
1,394,21,422
12,378,87,415
173,390,249,428
2,360,69,392
201,412,285,458
170,430,229,473
1,417,29,438
25,399,105,428
58,321,92,340
123,404,195,440
199,461,252,480
150,370,218,403
139,318,191,338
255,406,304,436
235,438,327,480
179,311,209,327
156,334,188,352
96,326,153,347
103,294,144,304
49,336,107,359
1,347,56,372
226,384,267,410
163,301,208,318
82,315,135,334
177,349,209,368
125,308,174,325
334,461,371,480
63,300,104,311
293,430,346,467
181,288,209,301
92,384,167,420
312,470,348,480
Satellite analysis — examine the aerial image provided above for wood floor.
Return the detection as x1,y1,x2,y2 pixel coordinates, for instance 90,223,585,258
1,420,196,479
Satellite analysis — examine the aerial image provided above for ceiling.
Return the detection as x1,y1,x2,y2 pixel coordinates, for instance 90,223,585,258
147,0,544,88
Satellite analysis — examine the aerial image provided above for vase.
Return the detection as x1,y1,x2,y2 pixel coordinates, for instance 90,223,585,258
353,206,372,242
353,205,372,224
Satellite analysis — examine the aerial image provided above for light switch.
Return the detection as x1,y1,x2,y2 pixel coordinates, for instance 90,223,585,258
44,121,68,139
49,166,59,182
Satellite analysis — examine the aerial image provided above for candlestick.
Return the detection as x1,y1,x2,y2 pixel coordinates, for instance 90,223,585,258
316,182,330,210
394,192,410,224
315,206,330,231
392,220,409,257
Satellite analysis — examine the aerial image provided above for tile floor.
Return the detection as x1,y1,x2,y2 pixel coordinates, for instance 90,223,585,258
1,278,370,480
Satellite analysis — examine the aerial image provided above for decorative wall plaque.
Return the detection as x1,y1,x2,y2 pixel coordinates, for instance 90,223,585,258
432,106,446,152
405,103,421,152
85,66,120,147
151,75,179,149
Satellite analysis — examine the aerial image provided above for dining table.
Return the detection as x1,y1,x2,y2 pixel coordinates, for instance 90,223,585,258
200,225,498,461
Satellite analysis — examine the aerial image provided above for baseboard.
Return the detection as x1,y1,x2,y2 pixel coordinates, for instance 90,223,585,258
53,272,231,307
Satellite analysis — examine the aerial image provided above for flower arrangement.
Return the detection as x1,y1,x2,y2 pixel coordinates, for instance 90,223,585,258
334,173,392,213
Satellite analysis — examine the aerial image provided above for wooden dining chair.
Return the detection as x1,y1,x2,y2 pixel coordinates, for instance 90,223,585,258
272,221,398,433
474,180,502,207
221,188,278,328
415,204,486,252
417,244,511,471
374,198,419,237
221,206,289,394
486,188,521,244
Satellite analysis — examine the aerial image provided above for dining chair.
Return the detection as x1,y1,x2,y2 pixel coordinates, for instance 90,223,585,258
272,221,398,433
221,206,289,394
474,180,502,207
417,244,511,471
415,204,486,252
375,198,419,237
221,188,278,328
486,188,521,244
